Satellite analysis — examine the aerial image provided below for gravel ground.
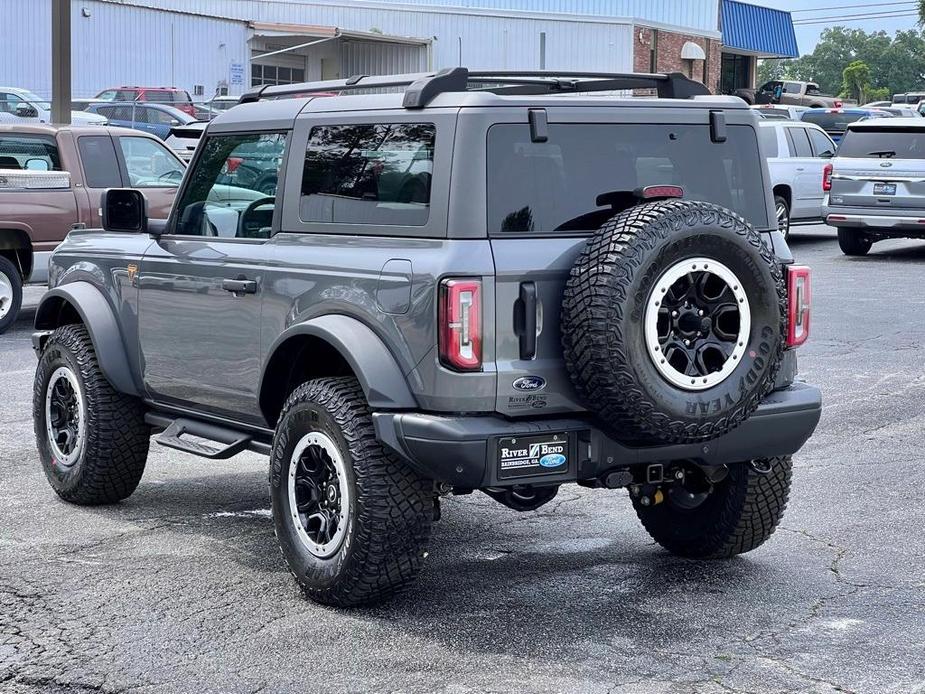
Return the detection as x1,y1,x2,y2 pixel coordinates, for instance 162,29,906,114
1,225,924,694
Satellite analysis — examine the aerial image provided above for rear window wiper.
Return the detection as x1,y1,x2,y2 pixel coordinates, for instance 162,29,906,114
867,150,896,158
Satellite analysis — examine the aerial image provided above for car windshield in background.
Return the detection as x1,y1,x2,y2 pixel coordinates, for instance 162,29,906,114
802,112,880,132
488,123,768,233
837,128,925,159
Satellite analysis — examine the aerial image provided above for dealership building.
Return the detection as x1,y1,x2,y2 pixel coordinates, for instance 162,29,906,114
2,0,799,100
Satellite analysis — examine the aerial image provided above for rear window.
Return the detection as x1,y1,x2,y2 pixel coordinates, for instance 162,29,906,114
488,123,768,233
837,128,925,159
802,112,875,131
0,134,62,171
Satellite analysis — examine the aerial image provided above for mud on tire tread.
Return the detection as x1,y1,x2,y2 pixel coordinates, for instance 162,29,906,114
634,457,793,558
561,200,787,445
33,324,150,504
271,377,433,607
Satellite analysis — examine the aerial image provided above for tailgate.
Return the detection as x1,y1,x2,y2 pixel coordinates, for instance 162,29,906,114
830,158,925,210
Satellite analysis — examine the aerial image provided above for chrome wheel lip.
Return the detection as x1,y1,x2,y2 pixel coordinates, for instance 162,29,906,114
44,366,85,467
0,271,13,320
287,431,351,559
776,201,790,237
644,257,751,391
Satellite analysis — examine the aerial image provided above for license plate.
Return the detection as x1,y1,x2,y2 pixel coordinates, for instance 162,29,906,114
497,433,569,480
873,182,897,195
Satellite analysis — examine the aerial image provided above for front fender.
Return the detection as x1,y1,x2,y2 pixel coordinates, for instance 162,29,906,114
34,282,140,396
262,315,417,410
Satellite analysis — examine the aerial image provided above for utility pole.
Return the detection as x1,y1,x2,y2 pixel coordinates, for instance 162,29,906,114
51,0,71,124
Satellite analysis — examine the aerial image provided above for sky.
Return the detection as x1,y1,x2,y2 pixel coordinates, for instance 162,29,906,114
760,0,921,54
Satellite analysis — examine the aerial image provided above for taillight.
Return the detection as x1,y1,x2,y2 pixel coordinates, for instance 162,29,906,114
786,265,811,348
439,279,482,371
822,163,833,192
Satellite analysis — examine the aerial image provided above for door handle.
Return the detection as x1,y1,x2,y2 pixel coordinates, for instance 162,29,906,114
514,281,538,360
222,277,257,295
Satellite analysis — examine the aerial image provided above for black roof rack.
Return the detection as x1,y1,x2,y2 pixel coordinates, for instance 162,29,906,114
238,67,711,108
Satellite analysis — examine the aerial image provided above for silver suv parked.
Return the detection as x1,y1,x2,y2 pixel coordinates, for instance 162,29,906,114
31,69,821,607
824,118,925,255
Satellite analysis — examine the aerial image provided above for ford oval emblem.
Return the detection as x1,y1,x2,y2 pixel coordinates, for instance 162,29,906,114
539,453,566,468
513,376,546,391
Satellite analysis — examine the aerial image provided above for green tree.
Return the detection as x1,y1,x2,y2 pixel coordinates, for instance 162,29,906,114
841,60,871,102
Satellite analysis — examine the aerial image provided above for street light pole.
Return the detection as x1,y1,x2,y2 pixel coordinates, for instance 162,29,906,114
51,0,71,124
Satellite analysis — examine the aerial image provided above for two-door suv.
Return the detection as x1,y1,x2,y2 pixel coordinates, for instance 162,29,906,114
32,69,821,607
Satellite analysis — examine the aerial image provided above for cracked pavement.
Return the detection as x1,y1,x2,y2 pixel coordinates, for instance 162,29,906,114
2,225,925,693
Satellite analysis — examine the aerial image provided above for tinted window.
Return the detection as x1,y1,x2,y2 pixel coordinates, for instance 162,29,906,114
300,124,435,227
802,111,876,132
806,128,836,157
118,137,184,187
759,126,779,158
144,91,173,103
488,123,768,233
77,136,122,188
786,127,813,157
96,89,138,102
146,108,182,125
0,134,62,170
837,128,925,159
174,132,286,238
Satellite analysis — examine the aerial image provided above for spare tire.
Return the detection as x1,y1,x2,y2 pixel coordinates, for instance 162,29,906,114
561,200,786,445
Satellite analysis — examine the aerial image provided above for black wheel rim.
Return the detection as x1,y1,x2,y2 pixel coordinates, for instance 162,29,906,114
44,366,84,466
776,201,790,236
288,432,350,558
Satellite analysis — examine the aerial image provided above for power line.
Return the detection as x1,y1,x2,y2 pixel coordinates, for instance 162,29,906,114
793,10,918,25
790,1,916,13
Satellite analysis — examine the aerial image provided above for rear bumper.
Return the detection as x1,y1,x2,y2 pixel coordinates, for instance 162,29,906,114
373,383,822,489
825,208,925,232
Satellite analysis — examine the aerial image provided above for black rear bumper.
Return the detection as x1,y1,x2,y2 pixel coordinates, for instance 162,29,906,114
373,383,822,489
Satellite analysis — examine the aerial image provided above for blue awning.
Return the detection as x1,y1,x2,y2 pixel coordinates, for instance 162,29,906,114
721,0,799,58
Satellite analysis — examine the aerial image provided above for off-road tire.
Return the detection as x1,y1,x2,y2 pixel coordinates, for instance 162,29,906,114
837,227,872,256
269,377,434,607
633,457,792,558
561,200,786,446
33,324,150,504
0,255,23,335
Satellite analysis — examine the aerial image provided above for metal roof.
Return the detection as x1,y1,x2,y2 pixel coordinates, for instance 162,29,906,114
721,0,798,59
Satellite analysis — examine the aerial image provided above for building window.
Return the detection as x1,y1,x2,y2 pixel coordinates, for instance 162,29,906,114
720,53,751,94
649,29,658,73
251,64,306,87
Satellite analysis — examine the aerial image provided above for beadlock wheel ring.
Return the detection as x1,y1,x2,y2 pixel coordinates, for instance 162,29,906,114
44,366,86,467
644,257,751,392
287,431,351,559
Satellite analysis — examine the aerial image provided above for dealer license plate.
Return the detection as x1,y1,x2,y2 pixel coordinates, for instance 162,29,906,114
497,433,569,480
873,182,897,195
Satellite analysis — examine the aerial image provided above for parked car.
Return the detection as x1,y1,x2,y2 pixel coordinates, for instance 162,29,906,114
84,102,200,140
164,120,206,161
878,106,922,118
0,87,107,126
861,100,893,109
0,124,185,332
824,117,925,255
759,120,836,238
93,86,196,117
800,108,893,143
751,104,810,121
31,68,820,607
892,92,925,105
748,80,842,108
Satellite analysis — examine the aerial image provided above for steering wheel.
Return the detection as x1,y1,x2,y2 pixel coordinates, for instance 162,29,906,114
158,169,183,184
237,196,275,238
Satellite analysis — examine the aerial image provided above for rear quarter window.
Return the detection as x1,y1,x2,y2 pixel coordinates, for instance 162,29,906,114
487,123,769,233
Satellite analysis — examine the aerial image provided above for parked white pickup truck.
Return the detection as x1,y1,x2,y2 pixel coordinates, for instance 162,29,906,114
0,87,107,126
759,119,837,238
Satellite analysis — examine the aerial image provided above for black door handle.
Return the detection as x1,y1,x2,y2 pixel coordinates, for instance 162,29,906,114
222,277,257,295
514,281,537,360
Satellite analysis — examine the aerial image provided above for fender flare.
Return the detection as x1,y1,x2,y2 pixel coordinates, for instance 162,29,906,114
34,282,140,396
261,315,417,411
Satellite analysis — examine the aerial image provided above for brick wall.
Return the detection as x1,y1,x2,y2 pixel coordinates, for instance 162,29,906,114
633,26,722,94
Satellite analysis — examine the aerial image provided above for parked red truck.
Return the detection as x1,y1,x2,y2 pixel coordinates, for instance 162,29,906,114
0,123,185,332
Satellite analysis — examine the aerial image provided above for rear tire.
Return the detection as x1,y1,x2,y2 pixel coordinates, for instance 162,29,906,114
837,228,872,256
774,195,791,240
270,377,434,607
33,324,150,504
633,457,792,558
0,255,23,335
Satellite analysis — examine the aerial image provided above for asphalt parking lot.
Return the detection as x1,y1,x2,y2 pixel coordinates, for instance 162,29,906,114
1,225,924,694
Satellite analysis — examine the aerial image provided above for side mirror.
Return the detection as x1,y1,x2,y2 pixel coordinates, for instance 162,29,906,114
101,188,150,234
24,158,50,171
170,119,180,126
819,151,834,159
15,103,38,118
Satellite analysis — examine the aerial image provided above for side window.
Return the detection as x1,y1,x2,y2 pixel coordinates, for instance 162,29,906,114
0,134,62,171
77,136,123,188
173,132,287,238
783,82,801,94
118,136,184,188
807,128,835,158
786,127,813,157
300,123,436,226
147,109,178,125
146,91,172,103
759,126,779,158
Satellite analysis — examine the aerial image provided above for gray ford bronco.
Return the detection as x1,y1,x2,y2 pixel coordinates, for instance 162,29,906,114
32,69,821,607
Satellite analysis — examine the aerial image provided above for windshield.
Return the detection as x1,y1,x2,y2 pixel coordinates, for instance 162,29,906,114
16,90,50,108
837,128,925,159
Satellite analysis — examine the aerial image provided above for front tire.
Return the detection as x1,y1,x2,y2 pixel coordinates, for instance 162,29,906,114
270,377,433,607
0,255,23,335
837,227,872,256
633,457,792,558
33,324,150,504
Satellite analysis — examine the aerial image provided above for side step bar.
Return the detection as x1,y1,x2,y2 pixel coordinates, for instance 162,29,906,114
148,415,264,459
